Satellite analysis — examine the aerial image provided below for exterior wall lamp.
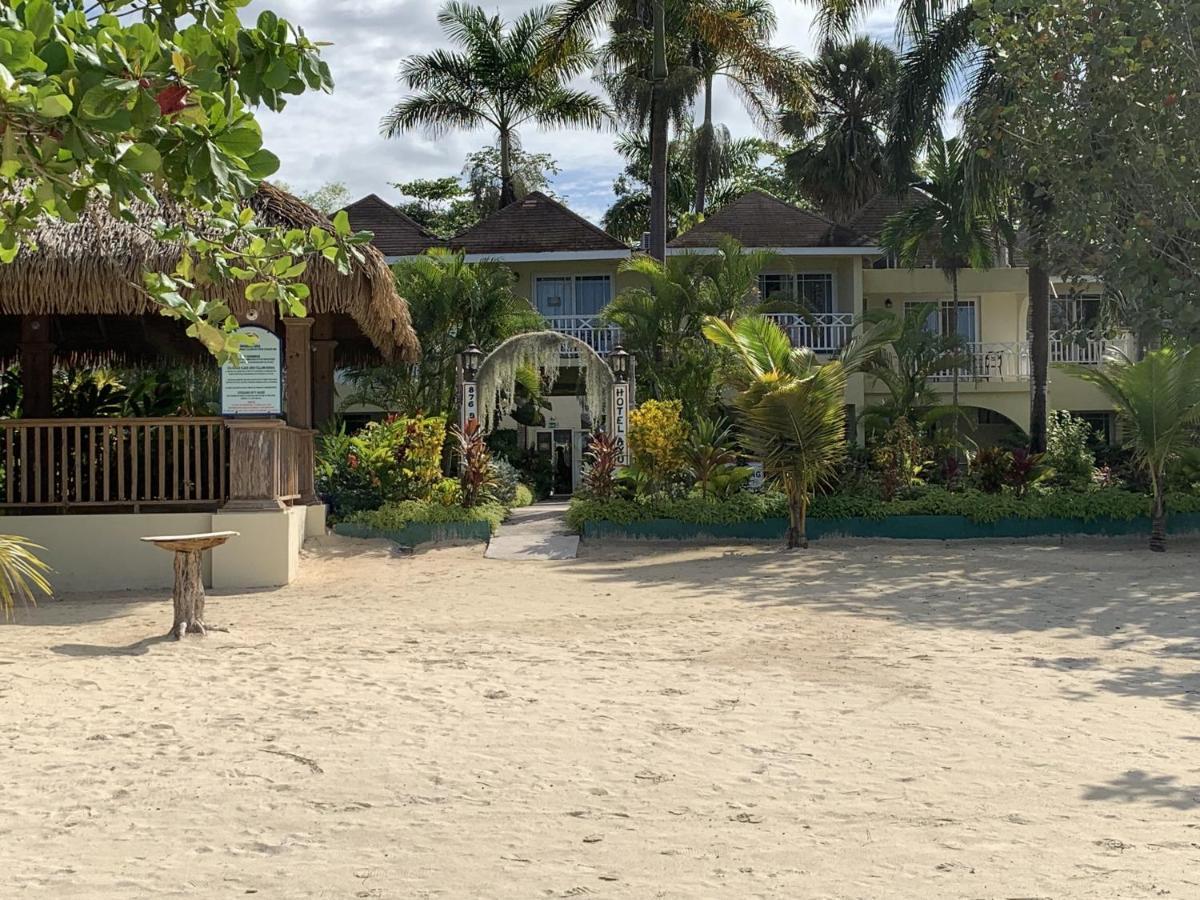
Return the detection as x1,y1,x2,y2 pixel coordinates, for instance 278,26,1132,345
608,345,630,383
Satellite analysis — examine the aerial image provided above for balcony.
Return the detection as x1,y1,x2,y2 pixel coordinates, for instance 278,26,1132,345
927,335,1134,383
543,315,622,356
763,313,856,355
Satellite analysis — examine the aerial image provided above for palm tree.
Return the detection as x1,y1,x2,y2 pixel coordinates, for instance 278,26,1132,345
602,126,775,242
550,0,777,259
881,134,994,441
0,536,51,617
688,0,804,214
603,236,778,417
382,2,609,208
779,37,898,221
373,249,544,416
703,314,894,548
1067,345,1200,552
860,305,969,435
810,0,1057,452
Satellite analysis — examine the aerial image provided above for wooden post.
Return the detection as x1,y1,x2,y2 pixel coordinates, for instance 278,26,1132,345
19,315,54,418
224,419,286,510
312,313,337,429
283,317,313,430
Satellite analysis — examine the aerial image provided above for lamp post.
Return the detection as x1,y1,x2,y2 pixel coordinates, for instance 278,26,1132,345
608,345,632,465
459,344,483,434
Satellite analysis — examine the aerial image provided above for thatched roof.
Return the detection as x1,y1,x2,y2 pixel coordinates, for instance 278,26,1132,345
0,182,419,362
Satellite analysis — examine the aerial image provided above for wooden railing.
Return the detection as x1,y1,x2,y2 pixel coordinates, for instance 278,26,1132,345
225,419,315,511
1,418,227,510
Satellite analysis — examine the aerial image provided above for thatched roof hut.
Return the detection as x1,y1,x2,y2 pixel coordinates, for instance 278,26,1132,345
0,182,419,367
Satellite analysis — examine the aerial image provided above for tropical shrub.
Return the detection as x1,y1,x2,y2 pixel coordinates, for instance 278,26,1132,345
872,417,928,500
972,447,1011,494
315,415,448,518
1068,345,1200,551
454,418,496,508
489,458,523,506
684,417,738,498
628,399,689,491
516,447,554,500
1044,410,1096,489
429,477,463,508
582,432,621,499
514,484,535,507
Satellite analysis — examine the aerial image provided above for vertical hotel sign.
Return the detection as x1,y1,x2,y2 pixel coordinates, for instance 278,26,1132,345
220,326,282,416
460,380,478,431
612,382,630,465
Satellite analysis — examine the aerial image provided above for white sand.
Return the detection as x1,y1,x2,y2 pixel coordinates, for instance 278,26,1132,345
2,534,1199,898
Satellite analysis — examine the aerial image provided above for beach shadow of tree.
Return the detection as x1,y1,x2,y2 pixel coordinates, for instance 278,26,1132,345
51,633,174,657
570,537,1200,705
1083,770,1200,810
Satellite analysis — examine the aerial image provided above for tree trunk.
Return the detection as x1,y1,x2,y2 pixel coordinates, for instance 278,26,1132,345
1024,182,1052,453
171,550,207,640
785,482,809,550
694,75,714,215
949,269,961,448
647,0,669,261
1150,477,1167,552
499,128,515,208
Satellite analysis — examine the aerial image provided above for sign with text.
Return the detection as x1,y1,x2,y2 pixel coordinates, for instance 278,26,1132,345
220,326,282,416
612,383,630,465
747,461,766,492
460,380,478,431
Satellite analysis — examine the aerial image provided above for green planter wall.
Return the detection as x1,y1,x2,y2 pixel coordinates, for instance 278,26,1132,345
334,520,494,546
580,513,1200,543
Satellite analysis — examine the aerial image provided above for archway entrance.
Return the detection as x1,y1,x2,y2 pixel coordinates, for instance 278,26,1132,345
456,332,635,492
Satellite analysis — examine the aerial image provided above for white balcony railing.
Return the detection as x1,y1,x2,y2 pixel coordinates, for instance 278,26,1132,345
1050,334,1135,365
764,312,856,355
543,315,622,356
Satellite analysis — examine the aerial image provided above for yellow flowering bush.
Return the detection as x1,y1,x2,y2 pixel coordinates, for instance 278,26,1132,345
628,399,689,490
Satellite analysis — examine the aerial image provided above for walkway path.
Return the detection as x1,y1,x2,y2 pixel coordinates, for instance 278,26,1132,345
484,500,579,561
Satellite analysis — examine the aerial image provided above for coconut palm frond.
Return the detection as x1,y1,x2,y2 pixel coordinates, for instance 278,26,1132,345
0,536,51,617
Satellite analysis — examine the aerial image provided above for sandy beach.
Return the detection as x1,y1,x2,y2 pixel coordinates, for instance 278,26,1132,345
2,534,1199,898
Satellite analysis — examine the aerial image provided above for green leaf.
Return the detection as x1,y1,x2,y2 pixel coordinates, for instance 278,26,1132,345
331,209,351,236
243,148,279,179
79,84,127,120
214,123,262,157
37,93,71,118
23,0,54,40
119,142,162,173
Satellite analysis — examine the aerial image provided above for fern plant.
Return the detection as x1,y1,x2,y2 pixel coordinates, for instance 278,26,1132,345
0,536,51,617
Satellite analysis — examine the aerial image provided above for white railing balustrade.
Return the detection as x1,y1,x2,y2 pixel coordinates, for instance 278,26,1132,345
763,312,856,355
543,315,623,356
930,343,1031,382
1050,333,1134,366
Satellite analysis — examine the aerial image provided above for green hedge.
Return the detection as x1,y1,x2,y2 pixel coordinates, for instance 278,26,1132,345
568,488,1200,528
343,499,509,534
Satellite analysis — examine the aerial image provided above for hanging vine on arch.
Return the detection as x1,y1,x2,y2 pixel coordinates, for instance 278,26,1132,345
475,331,615,430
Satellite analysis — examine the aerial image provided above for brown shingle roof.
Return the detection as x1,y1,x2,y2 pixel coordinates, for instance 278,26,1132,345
845,188,928,242
668,191,873,250
342,193,445,258
451,192,629,255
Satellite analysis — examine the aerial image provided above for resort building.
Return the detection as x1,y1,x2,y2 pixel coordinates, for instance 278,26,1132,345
345,188,1128,489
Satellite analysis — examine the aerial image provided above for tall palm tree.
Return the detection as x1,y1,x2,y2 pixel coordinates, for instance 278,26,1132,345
688,0,805,214
549,0,776,259
881,134,994,443
809,0,1056,452
382,2,609,208
703,314,895,548
1067,345,1200,552
779,37,898,221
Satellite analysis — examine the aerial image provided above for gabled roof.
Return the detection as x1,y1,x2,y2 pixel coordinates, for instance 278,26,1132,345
845,188,929,242
342,193,445,258
667,190,875,252
450,192,629,257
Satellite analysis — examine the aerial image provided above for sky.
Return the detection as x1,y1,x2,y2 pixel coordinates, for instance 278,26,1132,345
249,1,900,224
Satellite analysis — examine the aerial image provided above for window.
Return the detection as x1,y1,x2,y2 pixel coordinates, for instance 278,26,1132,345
534,275,612,318
906,299,978,342
1050,294,1101,333
757,272,834,313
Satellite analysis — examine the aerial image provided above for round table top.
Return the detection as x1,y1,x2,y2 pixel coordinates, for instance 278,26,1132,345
140,531,239,553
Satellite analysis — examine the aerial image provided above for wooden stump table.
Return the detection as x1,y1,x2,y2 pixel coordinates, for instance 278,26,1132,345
140,532,238,640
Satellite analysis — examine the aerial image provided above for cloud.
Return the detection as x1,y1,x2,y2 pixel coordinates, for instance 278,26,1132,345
249,1,900,223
